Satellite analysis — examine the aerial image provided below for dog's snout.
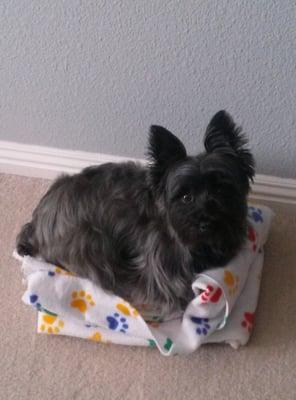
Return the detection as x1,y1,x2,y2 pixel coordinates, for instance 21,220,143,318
198,220,211,233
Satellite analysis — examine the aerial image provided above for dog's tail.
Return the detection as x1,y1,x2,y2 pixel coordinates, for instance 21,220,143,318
16,222,38,257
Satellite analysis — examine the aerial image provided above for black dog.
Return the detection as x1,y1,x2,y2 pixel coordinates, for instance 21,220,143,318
17,111,254,317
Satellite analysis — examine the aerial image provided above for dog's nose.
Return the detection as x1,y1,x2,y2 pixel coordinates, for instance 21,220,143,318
198,221,210,233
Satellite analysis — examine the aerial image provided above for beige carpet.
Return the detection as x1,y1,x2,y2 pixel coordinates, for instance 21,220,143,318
1,173,295,400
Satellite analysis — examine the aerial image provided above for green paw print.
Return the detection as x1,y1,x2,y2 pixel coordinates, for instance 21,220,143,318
164,338,173,351
147,339,157,347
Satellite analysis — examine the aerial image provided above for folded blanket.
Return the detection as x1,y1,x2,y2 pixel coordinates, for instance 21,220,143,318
14,204,273,356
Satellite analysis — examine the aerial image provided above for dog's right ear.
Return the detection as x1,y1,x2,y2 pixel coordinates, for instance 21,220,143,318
147,125,187,190
204,111,255,182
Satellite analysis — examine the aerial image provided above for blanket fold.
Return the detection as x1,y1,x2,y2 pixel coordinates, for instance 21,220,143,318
15,204,273,355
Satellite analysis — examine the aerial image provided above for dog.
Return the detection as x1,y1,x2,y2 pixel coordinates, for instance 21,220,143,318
16,110,255,317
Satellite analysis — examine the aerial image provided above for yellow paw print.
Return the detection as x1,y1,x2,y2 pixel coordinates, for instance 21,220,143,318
89,331,103,342
55,266,76,276
39,312,64,334
71,290,95,313
224,270,240,296
116,301,139,317
88,332,111,344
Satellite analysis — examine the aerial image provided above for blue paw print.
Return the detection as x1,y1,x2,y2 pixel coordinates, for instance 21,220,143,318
106,313,129,333
190,317,211,335
248,206,263,223
29,293,57,317
29,294,42,311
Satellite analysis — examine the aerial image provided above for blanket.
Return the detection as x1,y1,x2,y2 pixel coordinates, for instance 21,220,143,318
14,204,273,356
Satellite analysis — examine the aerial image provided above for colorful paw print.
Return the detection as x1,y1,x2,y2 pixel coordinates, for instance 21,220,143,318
29,294,55,315
190,317,211,335
88,331,103,342
106,313,129,333
248,226,257,251
39,312,64,334
241,312,254,333
29,293,42,310
224,270,240,296
248,207,263,223
48,267,76,277
200,285,222,303
116,301,139,317
71,290,95,313
147,339,157,348
163,337,173,351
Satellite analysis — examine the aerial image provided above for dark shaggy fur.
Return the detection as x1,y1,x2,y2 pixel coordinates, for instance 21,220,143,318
16,111,255,316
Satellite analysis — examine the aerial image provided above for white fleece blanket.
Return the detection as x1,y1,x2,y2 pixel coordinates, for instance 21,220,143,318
14,204,273,356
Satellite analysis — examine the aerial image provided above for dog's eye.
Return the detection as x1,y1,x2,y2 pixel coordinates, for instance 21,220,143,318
211,185,223,195
182,193,194,203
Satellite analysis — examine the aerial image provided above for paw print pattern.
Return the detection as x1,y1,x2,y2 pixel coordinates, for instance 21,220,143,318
241,312,254,333
48,267,76,277
248,226,257,251
224,270,240,296
248,207,264,223
89,332,103,342
190,317,211,335
29,293,41,309
164,338,173,351
147,339,157,347
39,312,64,334
200,285,222,303
116,301,139,317
55,266,76,276
106,313,129,333
29,293,56,315
71,290,95,313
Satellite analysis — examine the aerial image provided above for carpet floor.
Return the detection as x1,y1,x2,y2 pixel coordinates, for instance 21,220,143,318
0,173,295,400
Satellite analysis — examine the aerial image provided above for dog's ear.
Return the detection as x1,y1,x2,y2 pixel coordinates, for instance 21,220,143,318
147,125,187,190
204,110,255,181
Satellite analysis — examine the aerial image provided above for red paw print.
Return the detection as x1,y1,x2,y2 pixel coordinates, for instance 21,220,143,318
241,312,254,333
248,226,257,251
200,285,222,303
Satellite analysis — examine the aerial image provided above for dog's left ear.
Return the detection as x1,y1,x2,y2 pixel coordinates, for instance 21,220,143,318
204,110,255,181
147,125,187,190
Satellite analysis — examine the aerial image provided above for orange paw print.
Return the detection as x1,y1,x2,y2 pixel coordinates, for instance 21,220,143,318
55,266,76,276
71,290,95,313
88,332,111,344
116,301,139,317
39,312,64,334
224,270,240,296
89,331,103,342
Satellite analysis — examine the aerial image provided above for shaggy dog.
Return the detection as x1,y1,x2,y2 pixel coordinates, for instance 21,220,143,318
17,110,255,317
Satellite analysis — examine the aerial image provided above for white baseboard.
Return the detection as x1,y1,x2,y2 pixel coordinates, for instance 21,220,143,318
0,140,295,205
